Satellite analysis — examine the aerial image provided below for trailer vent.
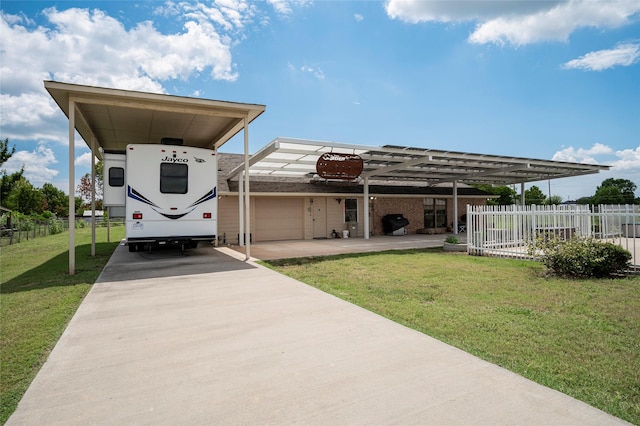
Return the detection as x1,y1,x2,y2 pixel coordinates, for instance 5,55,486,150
161,137,184,146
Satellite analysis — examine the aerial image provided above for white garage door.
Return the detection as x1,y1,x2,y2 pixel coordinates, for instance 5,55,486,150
255,198,304,241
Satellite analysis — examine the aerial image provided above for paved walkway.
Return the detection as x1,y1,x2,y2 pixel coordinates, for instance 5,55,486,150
7,239,629,425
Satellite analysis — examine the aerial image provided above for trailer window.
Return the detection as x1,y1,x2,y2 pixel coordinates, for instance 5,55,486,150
160,163,188,194
108,167,124,187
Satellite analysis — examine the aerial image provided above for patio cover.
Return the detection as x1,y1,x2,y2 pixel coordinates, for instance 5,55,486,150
45,81,266,274
228,137,610,239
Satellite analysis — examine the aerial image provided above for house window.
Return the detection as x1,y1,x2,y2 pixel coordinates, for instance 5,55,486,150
160,163,188,194
108,167,124,187
344,198,358,222
424,198,446,228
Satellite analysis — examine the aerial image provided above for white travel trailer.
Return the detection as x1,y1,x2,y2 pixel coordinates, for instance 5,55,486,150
103,142,218,252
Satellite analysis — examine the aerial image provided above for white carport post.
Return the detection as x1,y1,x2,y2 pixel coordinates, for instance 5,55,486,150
68,100,76,275
521,182,526,206
243,115,251,261
238,171,244,246
453,180,459,234
90,146,96,256
364,177,370,240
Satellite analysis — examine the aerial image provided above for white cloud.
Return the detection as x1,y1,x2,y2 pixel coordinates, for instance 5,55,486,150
562,42,640,71
354,13,364,22
300,65,325,80
74,152,97,168
266,0,312,17
3,144,59,187
0,3,262,148
552,143,613,163
612,146,640,170
550,143,640,198
385,0,640,46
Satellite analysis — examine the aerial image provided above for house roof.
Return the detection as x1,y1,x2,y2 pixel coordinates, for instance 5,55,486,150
45,81,266,157
227,137,610,186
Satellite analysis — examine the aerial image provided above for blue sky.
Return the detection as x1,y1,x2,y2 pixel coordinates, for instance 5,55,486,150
1,0,639,201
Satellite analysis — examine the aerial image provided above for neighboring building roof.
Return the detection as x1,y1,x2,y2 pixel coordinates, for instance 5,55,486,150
218,153,493,197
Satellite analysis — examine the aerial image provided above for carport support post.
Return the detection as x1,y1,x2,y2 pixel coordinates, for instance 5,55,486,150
453,180,459,235
238,171,244,246
90,146,96,256
364,177,370,240
68,100,76,275
521,182,525,206
243,115,251,261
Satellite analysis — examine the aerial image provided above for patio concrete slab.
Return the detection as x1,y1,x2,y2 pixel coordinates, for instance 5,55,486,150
7,242,628,425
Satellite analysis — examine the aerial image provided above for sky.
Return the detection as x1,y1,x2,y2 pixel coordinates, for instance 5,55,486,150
1,0,639,201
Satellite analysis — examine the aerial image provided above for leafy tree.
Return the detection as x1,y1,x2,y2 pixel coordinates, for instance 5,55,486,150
472,184,517,205
1,169,24,206
525,185,546,205
5,177,45,214
545,195,563,205
0,138,16,166
593,178,636,205
576,196,593,205
592,185,625,205
41,183,68,216
0,138,23,206
76,160,104,204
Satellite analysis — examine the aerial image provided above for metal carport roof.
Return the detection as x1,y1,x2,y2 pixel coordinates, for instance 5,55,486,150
45,80,266,274
228,137,609,185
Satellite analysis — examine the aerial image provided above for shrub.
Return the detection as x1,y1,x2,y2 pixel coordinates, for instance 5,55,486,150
529,236,631,278
445,235,460,244
49,219,64,235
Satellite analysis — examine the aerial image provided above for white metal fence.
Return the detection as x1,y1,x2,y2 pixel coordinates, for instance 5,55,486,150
466,204,639,273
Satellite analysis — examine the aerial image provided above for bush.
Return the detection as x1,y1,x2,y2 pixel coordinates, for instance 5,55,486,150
445,235,460,244
49,219,64,235
529,236,631,278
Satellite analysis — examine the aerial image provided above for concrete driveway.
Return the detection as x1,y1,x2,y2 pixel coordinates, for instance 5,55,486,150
7,241,628,425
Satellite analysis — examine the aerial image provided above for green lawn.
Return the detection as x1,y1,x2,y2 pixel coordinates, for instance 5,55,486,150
263,249,640,424
0,226,124,424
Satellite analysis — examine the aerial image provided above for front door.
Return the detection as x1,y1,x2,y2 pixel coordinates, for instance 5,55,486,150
312,198,327,238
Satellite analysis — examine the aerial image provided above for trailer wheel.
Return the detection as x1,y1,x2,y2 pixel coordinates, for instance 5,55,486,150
128,244,137,252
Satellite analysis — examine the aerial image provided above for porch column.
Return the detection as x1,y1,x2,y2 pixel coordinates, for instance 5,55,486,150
364,176,370,240
68,100,76,275
453,180,459,234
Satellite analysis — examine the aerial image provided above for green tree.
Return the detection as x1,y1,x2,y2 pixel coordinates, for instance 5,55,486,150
593,178,636,205
6,177,45,214
525,185,546,205
77,159,104,204
41,183,68,216
472,184,517,205
576,196,593,205
546,195,563,205
0,138,24,206
0,138,16,166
